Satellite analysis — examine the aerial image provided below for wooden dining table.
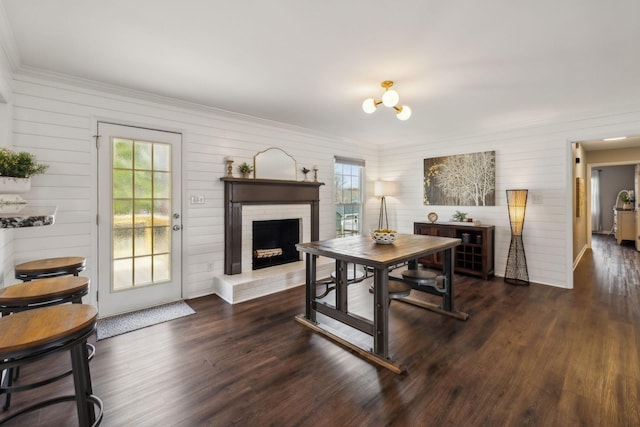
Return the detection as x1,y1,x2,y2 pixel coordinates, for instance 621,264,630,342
295,233,464,373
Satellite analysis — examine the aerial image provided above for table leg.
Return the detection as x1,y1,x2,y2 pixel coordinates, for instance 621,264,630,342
373,267,390,358
304,253,317,322
442,248,453,312
335,260,348,313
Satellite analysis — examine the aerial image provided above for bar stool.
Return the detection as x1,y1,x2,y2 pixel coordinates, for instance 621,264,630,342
400,269,446,293
368,277,412,304
0,276,90,314
387,278,412,303
15,256,87,282
316,263,367,299
0,276,91,410
0,304,103,426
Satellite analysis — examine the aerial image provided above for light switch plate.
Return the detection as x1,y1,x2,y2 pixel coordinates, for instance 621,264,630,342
190,195,205,205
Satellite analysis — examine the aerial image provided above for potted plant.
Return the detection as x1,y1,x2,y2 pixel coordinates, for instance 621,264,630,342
621,192,635,210
0,148,48,204
238,162,254,179
451,210,467,222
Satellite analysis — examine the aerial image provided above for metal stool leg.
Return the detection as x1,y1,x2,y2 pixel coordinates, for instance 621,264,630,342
70,341,96,427
2,367,12,411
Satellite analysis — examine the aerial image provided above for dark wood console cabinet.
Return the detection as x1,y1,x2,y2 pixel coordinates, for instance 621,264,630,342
414,222,495,280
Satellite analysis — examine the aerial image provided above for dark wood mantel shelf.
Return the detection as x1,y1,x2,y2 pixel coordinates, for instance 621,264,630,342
221,177,324,275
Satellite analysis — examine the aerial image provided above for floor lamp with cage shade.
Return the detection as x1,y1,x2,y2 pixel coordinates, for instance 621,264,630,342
505,189,530,285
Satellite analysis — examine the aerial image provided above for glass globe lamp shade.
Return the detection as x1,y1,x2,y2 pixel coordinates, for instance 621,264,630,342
382,89,399,107
362,98,377,114
396,105,412,121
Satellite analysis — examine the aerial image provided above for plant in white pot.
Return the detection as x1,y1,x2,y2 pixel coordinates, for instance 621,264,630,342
621,191,635,210
238,161,254,178
0,148,48,204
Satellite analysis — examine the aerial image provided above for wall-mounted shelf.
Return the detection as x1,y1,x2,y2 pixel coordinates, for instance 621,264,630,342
0,205,56,228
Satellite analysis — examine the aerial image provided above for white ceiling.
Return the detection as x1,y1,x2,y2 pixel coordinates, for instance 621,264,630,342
2,1,640,145
580,135,640,152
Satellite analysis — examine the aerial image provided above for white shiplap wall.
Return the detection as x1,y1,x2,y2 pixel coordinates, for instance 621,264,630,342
0,48,14,288
7,72,378,305
6,69,640,299
379,111,640,288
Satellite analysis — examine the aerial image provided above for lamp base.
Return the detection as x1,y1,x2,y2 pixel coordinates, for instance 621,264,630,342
504,277,529,286
377,196,388,230
504,235,529,286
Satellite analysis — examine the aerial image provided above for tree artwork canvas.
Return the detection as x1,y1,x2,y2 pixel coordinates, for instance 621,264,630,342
423,151,496,206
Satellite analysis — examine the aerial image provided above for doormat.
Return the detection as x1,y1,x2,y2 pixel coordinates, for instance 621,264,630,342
96,301,195,340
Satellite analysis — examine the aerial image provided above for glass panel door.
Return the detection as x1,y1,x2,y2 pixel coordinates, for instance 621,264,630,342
98,123,182,317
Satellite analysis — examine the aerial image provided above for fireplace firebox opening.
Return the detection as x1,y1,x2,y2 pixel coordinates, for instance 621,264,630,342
252,219,301,270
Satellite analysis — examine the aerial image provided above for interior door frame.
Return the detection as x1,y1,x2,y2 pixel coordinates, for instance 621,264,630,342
568,127,640,289
91,117,186,314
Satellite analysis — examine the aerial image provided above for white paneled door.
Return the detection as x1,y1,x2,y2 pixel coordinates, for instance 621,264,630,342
97,123,182,317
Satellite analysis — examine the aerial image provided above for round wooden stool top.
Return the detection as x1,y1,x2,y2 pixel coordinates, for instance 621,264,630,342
15,256,86,281
0,276,90,310
0,304,97,359
401,269,437,283
388,278,412,299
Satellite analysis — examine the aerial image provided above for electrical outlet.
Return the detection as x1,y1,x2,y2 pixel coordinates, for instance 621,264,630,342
207,262,213,272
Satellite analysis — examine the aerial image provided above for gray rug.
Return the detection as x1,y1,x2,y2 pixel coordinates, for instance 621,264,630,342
96,301,195,340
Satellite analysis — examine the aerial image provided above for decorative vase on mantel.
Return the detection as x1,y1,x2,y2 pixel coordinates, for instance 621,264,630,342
0,176,31,204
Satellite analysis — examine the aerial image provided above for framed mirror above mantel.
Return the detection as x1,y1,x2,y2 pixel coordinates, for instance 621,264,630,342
253,147,298,181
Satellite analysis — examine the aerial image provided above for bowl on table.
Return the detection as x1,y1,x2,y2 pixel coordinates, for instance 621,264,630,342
371,229,398,244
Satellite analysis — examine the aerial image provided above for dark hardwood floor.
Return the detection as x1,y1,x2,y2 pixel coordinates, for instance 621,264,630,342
2,234,639,426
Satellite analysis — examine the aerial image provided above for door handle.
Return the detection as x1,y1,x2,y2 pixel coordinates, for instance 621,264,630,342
173,225,181,231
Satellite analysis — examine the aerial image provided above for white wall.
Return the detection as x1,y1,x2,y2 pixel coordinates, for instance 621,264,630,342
7,71,378,304
5,68,640,297
0,33,14,288
597,165,635,231
379,114,640,288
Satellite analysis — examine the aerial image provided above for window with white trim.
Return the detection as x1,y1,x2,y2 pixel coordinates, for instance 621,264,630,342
334,156,365,237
